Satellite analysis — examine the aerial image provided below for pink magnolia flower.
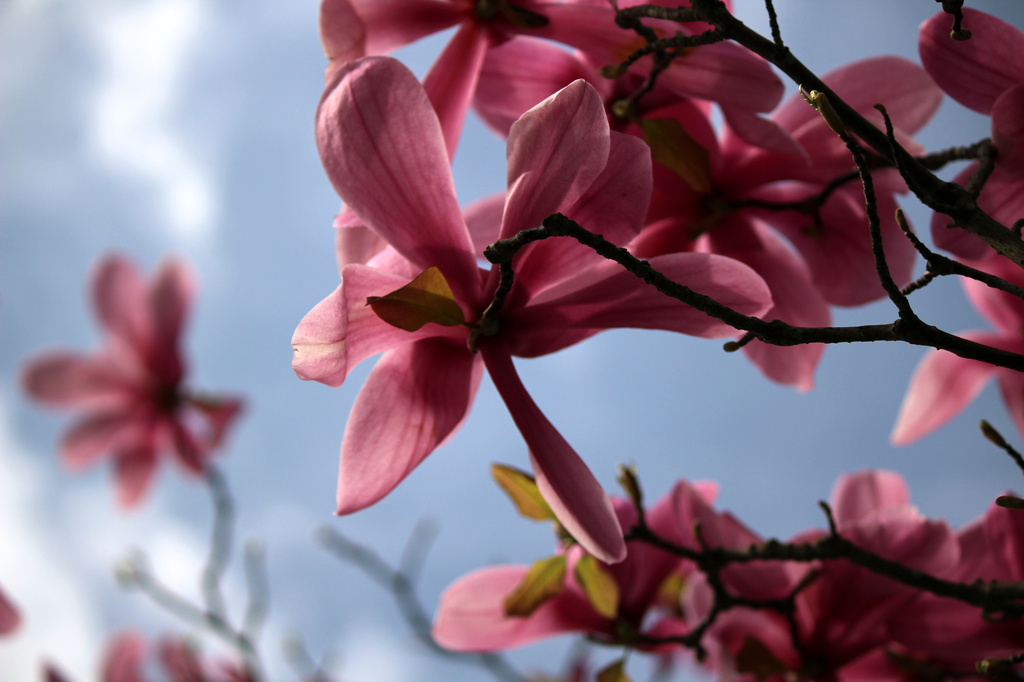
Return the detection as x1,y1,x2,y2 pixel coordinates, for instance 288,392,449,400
97,632,255,682
432,480,719,651
292,56,772,563
472,49,938,389
888,495,1024,675
318,0,783,158
892,255,1024,444
631,57,937,389
691,471,956,682
0,584,19,636
22,255,242,507
919,8,1024,259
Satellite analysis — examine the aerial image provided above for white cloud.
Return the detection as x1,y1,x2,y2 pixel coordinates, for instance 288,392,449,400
0,395,104,678
87,0,217,242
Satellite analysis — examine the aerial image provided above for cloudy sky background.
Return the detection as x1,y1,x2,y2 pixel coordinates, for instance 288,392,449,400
3,0,1024,679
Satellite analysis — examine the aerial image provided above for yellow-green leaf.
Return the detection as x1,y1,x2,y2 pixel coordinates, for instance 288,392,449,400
735,637,790,678
596,659,632,682
366,267,465,332
492,464,555,521
640,117,713,194
503,555,567,617
574,553,620,620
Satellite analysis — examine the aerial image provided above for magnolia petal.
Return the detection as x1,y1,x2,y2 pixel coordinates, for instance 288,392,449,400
831,470,911,527
476,37,593,137
891,332,1006,444
762,182,914,306
463,193,506,255
480,341,625,563
22,352,134,408
320,0,366,78
992,85,1024,172
422,21,489,160
316,57,479,300
115,445,159,508
336,338,482,514
347,0,464,56
148,258,192,385
508,251,772,346
654,39,783,114
433,565,603,651
963,255,1024,335
60,412,139,469
93,255,150,357
509,132,652,303
0,585,19,636
777,56,941,148
291,265,458,387
334,209,385,271
101,633,147,682
919,8,1024,115
705,220,828,391
501,79,610,239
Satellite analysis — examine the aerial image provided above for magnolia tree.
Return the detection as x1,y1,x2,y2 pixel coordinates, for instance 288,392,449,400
10,0,1024,680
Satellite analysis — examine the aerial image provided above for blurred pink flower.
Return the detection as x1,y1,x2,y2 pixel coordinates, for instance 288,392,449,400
293,56,771,563
98,632,255,682
0,583,19,636
892,255,1024,444
919,8,1024,259
22,255,242,507
432,480,719,651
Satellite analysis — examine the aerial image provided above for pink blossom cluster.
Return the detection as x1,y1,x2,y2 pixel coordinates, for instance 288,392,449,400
291,0,950,564
433,469,1024,682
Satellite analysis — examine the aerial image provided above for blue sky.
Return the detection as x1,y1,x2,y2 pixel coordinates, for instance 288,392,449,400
3,0,1024,679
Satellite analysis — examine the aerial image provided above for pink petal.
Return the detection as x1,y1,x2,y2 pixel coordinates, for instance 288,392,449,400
320,0,366,79
336,338,482,514
475,38,593,138
996,368,1024,445
148,258,192,385
992,85,1024,172
776,56,941,151
101,633,147,682
347,0,464,56
509,132,652,303
432,565,602,651
0,585,20,636
720,106,805,158
929,164,990,259
291,265,461,387
316,57,479,300
463,193,506,256
891,332,1005,444
93,255,151,358
480,341,625,563
501,79,609,239
22,352,135,408
60,412,142,469
422,21,489,160
334,209,385,271
919,8,1024,114
705,220,829,390
508,251,772,346
963,255,1024,335
654,39,783,114
830,470,910,527
761,181,914,306
114,445,159,508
